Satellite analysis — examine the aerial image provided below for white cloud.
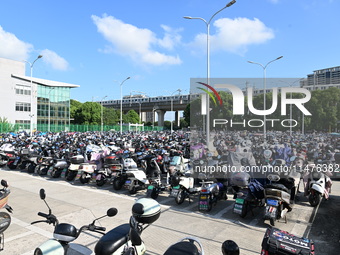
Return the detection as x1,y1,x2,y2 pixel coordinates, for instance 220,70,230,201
190,17,275,55
40,49,69,71
157,25,182,50
0,26,33,61
91,14,182,66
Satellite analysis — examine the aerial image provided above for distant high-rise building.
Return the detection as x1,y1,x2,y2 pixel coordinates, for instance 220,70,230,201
301,66,340,91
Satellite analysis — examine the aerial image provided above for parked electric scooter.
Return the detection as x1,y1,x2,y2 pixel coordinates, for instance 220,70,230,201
31,189,117,255
198,179,228,212
0,144,14,167
232,173,265,218
263,174,293,226
36,156,54,176
307,168,331,207
170,172,200,205
0,179,13,252
96,154,123,187
48,157,70,178
65,153,85,181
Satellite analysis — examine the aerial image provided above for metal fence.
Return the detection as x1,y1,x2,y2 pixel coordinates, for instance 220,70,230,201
0,123,163,133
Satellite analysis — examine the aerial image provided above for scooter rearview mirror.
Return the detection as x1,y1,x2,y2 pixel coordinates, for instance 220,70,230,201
39,189,46,200
1,180,8,188
107,208,118,217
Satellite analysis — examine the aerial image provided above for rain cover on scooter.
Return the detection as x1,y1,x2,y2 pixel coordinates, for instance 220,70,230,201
261,227,315,255
227,152,256,170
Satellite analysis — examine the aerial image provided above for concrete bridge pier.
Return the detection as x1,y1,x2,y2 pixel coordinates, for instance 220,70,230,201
156,109,166,127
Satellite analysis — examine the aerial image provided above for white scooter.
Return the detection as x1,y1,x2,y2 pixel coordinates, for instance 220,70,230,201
31,189,117,254
32,190,161,255
308,169,331,207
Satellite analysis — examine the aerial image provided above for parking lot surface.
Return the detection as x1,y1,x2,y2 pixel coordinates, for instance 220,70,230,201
0,168,338,255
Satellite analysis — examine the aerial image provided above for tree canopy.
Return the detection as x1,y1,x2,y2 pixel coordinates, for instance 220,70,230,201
70,100,140,126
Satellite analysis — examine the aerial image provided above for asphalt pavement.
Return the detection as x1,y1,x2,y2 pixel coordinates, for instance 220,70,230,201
0,168,338,255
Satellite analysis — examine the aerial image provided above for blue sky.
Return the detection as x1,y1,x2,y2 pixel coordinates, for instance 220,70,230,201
0,0,339,103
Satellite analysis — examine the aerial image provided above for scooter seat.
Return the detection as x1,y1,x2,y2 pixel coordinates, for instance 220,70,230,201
265,183,289,193
94,224,130,255
163,242,200,255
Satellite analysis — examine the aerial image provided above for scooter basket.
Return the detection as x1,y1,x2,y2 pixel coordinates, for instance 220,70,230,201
261,227,315,255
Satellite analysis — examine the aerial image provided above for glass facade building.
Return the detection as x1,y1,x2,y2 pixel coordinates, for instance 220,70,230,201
37,85,71,127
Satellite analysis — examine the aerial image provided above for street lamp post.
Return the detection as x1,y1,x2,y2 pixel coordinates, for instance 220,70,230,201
278,78,303,137
24,55,43,136
152,107,157,131
101,95,108,132
118,77,131,134
48,87,55,132
247,56,283,143
170,89,182,133
184,0,236,149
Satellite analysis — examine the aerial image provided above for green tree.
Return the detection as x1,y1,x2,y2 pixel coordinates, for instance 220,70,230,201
183,103,190,126
180,118,189,129
163,120,171,129
103,108,119,125
124,109,140,124
70,99,83,124
79,102,101,125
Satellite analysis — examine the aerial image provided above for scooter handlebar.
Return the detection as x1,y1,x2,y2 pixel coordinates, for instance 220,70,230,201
94,226,106,232
36,212,58,225
38,212,49,218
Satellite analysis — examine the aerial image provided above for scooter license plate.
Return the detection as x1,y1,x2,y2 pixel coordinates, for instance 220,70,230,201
148,185,154,190
235,198,245,204
267,199,279,206
200,195,207,200
171,189,179,197
125,180,131,185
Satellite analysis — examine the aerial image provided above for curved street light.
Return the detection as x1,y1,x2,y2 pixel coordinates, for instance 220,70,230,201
170,89,182,133
101,95,108,132
184,0,236,149
118,77,131,134
23,55,43,136
247,56,283,142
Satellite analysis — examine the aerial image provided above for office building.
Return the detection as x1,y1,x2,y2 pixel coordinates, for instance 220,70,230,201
0,57,79,131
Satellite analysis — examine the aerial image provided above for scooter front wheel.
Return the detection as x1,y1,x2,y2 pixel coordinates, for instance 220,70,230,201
27,163,36,173
51,169,62,178
175,189,186,205
66,171,77,181
309,191,321,207
96,174,106,186
113,177,123,190
7,162,17,170
80,174,90,184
